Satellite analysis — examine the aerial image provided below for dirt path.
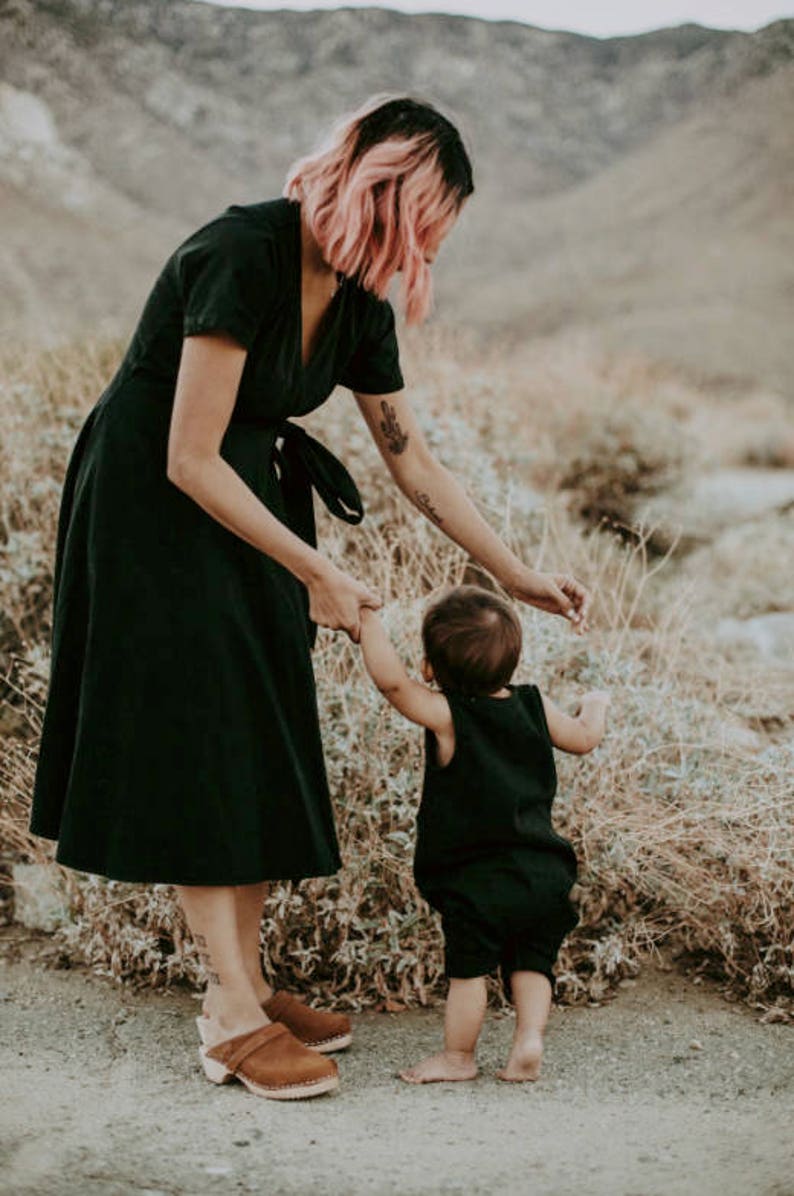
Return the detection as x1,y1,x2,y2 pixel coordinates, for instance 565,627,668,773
0,938,791,1196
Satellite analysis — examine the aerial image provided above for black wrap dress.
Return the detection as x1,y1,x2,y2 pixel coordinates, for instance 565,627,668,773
29,197,404,885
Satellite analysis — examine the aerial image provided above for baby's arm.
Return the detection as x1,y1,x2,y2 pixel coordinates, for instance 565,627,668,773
540,689,610,755
359,607,451,735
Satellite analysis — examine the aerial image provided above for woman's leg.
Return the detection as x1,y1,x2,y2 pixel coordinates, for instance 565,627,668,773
192,882,352,1054
497,970,552,1081
175,884,268,1044
399,976,485,1084
232,881,273,1005
230,883,354,1052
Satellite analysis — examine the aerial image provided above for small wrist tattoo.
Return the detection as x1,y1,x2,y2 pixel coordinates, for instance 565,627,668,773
380,400,409,454
414,489,444,525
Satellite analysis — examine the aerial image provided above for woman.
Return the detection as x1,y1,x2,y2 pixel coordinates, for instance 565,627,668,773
30,95,590,1100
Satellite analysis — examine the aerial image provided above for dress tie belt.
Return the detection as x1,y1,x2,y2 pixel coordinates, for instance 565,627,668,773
271,420,364,646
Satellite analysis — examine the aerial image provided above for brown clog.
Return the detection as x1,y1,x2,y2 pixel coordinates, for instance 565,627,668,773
262,990,352,1053
199,1021,338,1100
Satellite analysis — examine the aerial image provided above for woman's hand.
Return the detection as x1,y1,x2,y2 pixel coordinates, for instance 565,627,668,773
507,568,591,633
307,561,381,643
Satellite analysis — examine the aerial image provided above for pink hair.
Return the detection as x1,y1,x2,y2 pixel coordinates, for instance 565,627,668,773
283,97,465,325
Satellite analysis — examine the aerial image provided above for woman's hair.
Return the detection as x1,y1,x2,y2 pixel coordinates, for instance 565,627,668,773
422,586,522,697
283,94,474,324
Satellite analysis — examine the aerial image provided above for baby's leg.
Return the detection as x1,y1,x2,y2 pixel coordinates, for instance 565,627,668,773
497,970,552,1082
399,976,486,1084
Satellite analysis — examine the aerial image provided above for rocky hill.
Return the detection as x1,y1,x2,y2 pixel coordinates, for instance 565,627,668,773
1,0,792,391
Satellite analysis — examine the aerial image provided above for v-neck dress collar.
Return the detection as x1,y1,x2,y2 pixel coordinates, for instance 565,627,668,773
290,199,347,377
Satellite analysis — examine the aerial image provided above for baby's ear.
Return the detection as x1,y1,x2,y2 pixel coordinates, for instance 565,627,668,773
421,658,434,684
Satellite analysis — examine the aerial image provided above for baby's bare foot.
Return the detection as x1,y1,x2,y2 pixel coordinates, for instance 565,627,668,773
399,1050,478,1085
497,1033,543,1082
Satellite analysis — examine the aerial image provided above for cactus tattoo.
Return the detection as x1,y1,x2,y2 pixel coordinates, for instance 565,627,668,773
380,400,409,454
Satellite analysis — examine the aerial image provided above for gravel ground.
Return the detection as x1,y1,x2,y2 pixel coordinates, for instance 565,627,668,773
0,935,792,1196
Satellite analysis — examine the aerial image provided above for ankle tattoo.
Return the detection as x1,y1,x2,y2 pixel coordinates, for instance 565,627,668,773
194,934,221,986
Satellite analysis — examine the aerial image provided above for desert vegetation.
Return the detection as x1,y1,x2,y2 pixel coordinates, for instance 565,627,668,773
1,327,791,1017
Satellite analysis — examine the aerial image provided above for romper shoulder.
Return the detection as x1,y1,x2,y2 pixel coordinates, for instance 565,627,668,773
514,683,554,746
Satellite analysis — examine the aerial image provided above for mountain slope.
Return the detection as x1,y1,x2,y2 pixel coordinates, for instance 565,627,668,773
447,62,794,393
0,0,791,392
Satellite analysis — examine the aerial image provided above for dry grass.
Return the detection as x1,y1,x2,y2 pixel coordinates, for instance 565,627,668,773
1,331,791,1015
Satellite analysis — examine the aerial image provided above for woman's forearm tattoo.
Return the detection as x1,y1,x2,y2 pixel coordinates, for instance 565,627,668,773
380,400,409,454
414,489,444,526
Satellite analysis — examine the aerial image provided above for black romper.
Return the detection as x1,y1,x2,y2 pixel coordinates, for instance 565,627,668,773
414,683,579,991
29,197,404,886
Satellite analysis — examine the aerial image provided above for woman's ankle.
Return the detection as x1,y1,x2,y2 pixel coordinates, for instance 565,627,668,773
248,974,274,1005
202,987,268,1032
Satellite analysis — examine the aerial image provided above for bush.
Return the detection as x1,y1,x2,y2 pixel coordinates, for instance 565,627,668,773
1,333,791,1017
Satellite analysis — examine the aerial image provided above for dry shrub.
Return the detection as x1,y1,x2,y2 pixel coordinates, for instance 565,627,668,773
1,332,792,1016
554,408,690,536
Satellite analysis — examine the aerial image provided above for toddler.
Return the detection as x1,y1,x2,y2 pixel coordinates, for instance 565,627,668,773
359,585,609,1083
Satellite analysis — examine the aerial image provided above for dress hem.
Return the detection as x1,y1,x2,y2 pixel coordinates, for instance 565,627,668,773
30,829,341,886
55,856,343,887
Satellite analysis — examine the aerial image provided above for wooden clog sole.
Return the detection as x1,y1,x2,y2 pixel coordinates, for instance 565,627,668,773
308,1031,353,1053
199,1044,339,1100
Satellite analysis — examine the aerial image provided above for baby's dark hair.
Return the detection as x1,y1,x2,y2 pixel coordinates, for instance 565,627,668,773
421,585,522,697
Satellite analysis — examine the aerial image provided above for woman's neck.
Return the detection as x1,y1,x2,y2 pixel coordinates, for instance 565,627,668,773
299,207,337,284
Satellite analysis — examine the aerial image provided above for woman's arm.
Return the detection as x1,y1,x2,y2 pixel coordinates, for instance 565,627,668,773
168,334,380,639
354,389,590,630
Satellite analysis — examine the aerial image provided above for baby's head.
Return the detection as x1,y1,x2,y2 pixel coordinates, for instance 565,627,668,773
421,585,522,697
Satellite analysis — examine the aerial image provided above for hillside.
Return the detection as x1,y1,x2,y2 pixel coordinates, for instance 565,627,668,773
449,62,794,394
0,0,792,390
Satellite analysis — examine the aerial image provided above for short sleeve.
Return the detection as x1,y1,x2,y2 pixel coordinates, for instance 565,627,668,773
176,216,274,351
339,296,405,394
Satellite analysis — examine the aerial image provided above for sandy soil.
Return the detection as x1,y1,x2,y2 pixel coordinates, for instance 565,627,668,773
0,935,792,1196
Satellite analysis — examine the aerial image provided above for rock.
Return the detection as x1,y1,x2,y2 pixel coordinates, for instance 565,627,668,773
673,512,793,621
11,862,70,932
636,469,794,550
689,1039,704,1051
715,612,794,665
